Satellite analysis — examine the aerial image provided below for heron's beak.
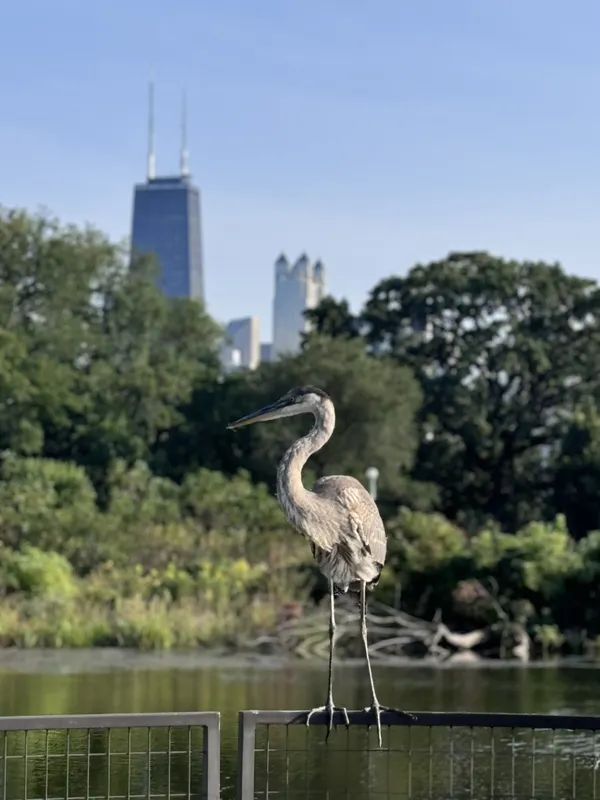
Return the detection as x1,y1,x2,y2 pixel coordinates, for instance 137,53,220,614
226,399,287,430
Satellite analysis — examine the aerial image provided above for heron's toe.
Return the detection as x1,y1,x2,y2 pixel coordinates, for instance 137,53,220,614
363,704,416,721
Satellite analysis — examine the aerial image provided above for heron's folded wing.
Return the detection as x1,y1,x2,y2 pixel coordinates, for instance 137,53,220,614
336,486,387,567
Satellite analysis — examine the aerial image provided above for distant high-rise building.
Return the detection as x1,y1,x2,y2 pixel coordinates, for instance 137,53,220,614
130,83,205,301
220,345,242,372
272,253,326,358
222,316,260,370
260,342,272,363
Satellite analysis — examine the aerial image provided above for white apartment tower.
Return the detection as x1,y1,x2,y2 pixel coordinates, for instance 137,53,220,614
222,316,260,370
272,253,326,358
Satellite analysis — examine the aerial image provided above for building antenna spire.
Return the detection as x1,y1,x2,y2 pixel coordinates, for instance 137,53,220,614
147,80,156,180
180,89,190,177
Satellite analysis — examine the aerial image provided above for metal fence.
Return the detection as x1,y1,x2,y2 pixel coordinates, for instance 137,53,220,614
236,709,600,799
2,709,600,799
0,712,220,800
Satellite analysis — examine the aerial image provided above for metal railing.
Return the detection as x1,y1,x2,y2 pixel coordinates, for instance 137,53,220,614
236,709,600,799
3,709,600,799
0,712,220,800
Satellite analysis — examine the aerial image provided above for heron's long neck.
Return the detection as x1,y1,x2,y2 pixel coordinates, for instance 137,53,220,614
276,401,335,522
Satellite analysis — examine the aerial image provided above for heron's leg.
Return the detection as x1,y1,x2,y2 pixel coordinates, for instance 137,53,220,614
306,581,350,740
360,581,416,748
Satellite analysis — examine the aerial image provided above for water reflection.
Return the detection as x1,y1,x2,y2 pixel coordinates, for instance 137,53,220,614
0,652,599,798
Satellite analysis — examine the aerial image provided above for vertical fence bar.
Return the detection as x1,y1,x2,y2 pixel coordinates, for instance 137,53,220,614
66,728,72,800
167,726,172,800
237,711,258,800
44,730,50,800
203,714,220,800
593,730,598,800
23,730,28,800
86,728,91,800
127,728,132,800
2,732,6,800
489,727,495,799
187,726,192,800
146,728,151,800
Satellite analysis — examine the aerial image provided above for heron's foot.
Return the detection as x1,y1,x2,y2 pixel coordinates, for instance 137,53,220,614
306,700,350,742
363,700,416,749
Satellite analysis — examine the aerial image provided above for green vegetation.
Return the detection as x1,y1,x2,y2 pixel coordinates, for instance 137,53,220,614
2,208,600,653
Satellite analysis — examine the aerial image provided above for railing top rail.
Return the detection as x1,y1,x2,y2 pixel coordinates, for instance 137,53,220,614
239,709,600,731
0,711,220,731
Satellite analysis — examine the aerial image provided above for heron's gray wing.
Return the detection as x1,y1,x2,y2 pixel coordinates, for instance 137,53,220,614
337,485,387,568
313,476,387,567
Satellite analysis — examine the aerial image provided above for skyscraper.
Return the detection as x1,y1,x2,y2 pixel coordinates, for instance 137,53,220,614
130,84,205,301
259,343,273,363
272,253,326,358
221,316,260,370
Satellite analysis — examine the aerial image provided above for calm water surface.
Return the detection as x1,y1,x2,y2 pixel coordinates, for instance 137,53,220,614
1,650,600,798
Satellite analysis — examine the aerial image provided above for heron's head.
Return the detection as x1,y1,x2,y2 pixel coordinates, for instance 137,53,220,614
226,385,331,430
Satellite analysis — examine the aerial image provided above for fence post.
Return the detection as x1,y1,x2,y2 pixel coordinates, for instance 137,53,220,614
236,711,257,800
202,713,221,800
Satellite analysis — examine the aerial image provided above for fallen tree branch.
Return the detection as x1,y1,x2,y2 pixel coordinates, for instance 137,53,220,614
244,601,495,661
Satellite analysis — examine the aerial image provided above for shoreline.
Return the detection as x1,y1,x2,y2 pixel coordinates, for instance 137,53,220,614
0,647,597,674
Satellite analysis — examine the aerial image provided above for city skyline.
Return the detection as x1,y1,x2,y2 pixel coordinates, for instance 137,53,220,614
125,89,326,347
3,2,600,333
130,84,205,301
221,254,326,371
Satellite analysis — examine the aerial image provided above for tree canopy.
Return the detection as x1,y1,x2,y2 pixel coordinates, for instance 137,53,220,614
2,209,600,650
3,212,600,539
0,207,222,496
160,334,422,506
311,251,600,533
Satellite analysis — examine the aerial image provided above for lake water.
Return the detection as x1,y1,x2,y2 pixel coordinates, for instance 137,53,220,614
1,650,600,798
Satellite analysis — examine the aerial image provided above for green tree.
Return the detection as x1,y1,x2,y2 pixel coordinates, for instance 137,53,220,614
0,207,222,492
168,336,422,503
362,252,600,530
0,328,44,453
302,296,360,342
554,407,600,538
0,209,98,456
76,261,221,491
0,453,103,570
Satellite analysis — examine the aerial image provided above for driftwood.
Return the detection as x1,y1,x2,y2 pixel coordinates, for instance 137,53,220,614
241,574,538,662
244,598,505,661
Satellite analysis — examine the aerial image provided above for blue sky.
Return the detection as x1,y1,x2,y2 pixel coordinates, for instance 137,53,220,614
2,1,600,339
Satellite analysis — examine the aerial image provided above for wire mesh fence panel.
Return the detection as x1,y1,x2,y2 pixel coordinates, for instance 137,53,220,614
0,713,219,800
237,710,600,800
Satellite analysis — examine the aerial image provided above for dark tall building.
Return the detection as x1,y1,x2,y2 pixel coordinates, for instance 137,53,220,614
130,84,205,301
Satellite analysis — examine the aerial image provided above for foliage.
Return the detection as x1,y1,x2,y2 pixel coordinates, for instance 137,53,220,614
311,251,600,534
364,253,600,532
471,516,581,595
3,209,600,650
382,512,599,639
553,407,600,538
0,457,309,649
0,453,103,569
387,508,466,574
533,624,565,654
164,334,423,507
0,545,78,598
303,296,361,341
0,207,222,499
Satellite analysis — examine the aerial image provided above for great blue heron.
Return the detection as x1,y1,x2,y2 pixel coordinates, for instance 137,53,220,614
227,385,415,746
